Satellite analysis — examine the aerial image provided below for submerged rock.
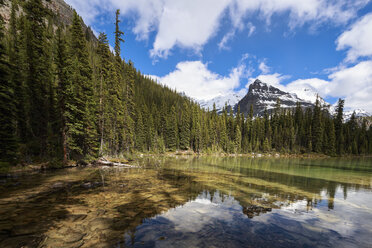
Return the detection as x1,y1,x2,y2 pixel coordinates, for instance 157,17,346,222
89,218,113,232
51,182,65,189
243,205,272,218
64,231,85,243
0,235,42,248
81,181,102,189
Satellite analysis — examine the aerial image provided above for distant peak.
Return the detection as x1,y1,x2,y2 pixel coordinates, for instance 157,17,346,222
249,79,276,93
252,79,265,86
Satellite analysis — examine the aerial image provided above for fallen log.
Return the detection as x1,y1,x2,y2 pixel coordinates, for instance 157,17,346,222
95,158,137,168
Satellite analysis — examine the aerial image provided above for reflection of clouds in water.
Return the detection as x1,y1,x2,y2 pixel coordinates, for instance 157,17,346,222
160,192,242,233
253,187,372,247
125,188,372,248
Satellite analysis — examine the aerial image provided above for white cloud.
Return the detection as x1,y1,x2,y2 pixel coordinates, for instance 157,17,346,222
259,61,270,74
282,61,372,112
218,22,255,50
336,13,372,62
149,0,231,58
66,0,370,59
247,22,256,36
229,0,370,31
247,73,290,89
151,61,247,101
327,60,372,111
285,78,330,104
218,30,236,50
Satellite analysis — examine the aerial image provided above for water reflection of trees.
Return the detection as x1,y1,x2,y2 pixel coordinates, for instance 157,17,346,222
160,157,371,212
1,157,371,247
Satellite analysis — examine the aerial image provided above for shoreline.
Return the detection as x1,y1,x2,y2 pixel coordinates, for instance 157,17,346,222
1,152,371,176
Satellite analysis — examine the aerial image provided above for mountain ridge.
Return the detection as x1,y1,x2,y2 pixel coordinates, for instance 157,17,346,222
198,79,370,120
0,0,97,41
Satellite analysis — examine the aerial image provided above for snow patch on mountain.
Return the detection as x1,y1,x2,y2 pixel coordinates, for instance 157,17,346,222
199,90,246,111
343,109,370,120
198,78,370,119
330,104,370,121
290,87,329,107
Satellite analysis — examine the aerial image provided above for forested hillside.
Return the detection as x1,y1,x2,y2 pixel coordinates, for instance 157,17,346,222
0,0,372,167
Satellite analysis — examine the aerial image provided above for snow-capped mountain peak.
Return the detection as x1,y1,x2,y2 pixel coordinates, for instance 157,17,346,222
237,79,314,116
197,79,370,119
291,87,329,107
199,90,246,112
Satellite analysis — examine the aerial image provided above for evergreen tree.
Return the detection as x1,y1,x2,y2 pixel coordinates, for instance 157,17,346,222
123,62,135,152
96,33,110,154
0,2,18,164
8,0,27,144
55,27,69,163
114,9,124,61
327,119,336,156
179,102,191,150
312,97,323,153
135,110,145,151
166,106,178,150
234,124,242,153
66,11,97,159
263,138,270,153
334,99,344,155
24,0,50,155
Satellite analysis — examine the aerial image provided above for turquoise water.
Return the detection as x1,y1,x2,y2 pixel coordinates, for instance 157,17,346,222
0,157,371,247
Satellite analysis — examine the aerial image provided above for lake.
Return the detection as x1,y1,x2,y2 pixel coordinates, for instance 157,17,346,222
0,157,371,248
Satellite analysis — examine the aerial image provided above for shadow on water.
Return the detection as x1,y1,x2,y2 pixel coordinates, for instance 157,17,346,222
0,157,371,247
0,168,111,247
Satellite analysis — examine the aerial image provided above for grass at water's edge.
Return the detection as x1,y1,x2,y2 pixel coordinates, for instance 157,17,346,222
2,151,371,175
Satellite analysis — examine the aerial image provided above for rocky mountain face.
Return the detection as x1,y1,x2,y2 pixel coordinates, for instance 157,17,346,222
0,0,96,41
236,79,314,116
199,78,371,120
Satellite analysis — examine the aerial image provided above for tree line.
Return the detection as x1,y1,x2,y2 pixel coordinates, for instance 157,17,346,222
0,0,371,167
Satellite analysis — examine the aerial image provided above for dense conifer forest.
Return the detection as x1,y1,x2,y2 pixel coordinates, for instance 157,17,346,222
0,0,372,167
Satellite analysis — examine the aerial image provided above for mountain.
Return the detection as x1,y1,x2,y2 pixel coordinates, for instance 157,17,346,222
198,79,371,120
343,109,370,120
236,79,314,116
0,0,96,41
290,87,330,108
329,106,371,122
199,91,246,112
198,79,330,116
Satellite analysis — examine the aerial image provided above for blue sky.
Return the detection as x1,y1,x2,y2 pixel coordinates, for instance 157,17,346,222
66,0,372,112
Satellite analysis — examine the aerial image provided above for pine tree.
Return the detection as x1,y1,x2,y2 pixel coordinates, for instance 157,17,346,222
312,97,323,153
179,102,191,150
24,0,50,156
166,106,178,151
135,110,145,151
263,138,270,152
96,33,109,155
55,27,69,163
327,119,336,156
249,104,254,119
0,2,18,164
114,9,124,62
334,99,344,155
234,124,242,153
123,62,135,152
219,117,228,152
8,0,27,144
348,112,359,155
66,11,97,159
